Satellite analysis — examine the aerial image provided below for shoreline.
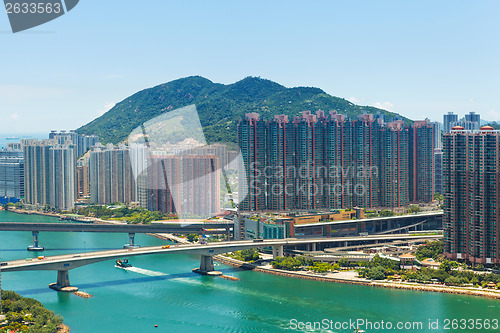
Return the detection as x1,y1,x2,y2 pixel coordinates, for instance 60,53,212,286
57,323,70,332
5,208,499,301
213,255,500,300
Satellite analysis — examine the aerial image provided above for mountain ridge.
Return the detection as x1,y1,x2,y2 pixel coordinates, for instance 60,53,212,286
77,76,412,144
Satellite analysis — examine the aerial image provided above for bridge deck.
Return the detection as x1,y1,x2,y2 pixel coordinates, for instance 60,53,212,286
1,234,442,272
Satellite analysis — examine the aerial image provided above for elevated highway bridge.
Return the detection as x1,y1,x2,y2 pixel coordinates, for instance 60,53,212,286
1,234,442,291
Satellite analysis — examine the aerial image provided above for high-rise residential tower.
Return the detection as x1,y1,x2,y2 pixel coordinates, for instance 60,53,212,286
443,125,500,264
237,111,433,212
0,149,24,203
443,112,458,133
409,120,434,203
237,113,266,211
89,144,136,205
24,140,75,210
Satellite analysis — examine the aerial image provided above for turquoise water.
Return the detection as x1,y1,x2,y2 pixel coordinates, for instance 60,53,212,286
1,210,499,333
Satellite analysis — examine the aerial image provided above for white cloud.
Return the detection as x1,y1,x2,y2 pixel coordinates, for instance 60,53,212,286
98,102,116,116
10,113,19,120
468,98,477,104
373,101,395,112
484,109,500,121
348,96,365,105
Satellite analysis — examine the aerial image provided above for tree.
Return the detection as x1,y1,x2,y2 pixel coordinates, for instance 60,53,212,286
379,209,395,217
444,276,462,286
308,262,331,273
415,240,443,261
186,234,199,242
338,258,350,268
239,249,260,262
407,205,421,214
368,266,386,280
434,192,444,205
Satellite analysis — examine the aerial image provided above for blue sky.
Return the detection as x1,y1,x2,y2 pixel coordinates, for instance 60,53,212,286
0,1,499,133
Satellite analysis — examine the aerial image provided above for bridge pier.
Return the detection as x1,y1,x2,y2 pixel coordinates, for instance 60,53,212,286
192,255,221,276
49,270,78,292
272,245,284,259
124,233,140,249
27,231,44,251
200,255,214,272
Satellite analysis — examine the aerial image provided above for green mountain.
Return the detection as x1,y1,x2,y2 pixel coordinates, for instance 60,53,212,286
77,76,411,145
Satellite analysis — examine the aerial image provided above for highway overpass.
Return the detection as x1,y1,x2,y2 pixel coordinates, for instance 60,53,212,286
0,221,234,250
1,234,442,291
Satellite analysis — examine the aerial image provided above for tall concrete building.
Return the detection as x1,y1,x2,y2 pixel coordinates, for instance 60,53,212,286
293,111,320,210
409,120,434,203
49,146,76,211
432,122,442,149
380,121,409,208
443,112,481,133
237,111,434,212
181,155,221,217
266,114,294,211
24,140,75,210
237,113,266,211
129,143,149,207
148,155,181,214
0,149,24,203
351,114,382,208
49,130,99,158
147,154,221,218
443,125,500,264
433,148,443,195
76,165,90,198
443,112,458,133
24,141,52,208
89,144,136,205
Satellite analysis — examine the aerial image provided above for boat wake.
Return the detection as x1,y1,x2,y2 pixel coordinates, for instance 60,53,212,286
118,266,168,277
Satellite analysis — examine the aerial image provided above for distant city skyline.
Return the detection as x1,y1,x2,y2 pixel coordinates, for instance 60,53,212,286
1,1,500,133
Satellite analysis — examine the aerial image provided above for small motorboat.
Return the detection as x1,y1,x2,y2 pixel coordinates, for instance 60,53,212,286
115,259,132,268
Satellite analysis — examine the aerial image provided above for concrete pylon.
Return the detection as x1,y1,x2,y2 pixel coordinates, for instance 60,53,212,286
200,255,214,272
27,231,44,251
49,270,78,292
124,233,140,249
57,270,70,287
272,245,284,259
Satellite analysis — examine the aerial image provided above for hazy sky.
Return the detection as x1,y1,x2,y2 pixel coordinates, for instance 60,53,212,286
1,1,499,134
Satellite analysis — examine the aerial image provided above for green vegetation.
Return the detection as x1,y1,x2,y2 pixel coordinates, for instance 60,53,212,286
407,205,422,214
227,249,260,262
379,209,395,217
76,205,177,223
356,254,400,279
414,240,443,261
1,290,63,333
307,261,334,273
2,202,22,210
434,192,444,206
186,234,199,242
271,256,314,271
340,241,500,288
485,121,500,130
76,76,412,145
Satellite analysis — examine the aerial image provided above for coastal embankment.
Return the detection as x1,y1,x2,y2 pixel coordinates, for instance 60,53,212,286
214,255,500,300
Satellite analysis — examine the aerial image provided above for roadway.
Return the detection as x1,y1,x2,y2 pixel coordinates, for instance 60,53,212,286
1,234,442,272
0,222,233,234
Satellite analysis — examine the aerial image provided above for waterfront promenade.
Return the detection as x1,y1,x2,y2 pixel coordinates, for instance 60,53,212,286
215,256,500,300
